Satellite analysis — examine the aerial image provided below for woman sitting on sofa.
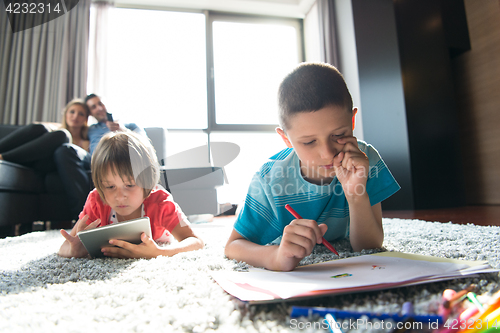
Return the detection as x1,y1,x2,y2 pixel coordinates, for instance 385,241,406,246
0,99,90,173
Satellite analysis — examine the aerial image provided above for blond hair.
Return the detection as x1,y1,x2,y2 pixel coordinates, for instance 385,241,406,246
60,99,90,140
91,131,160,201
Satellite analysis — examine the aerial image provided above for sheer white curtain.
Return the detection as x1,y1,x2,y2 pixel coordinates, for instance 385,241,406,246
0,0,91,124
304,0,340,66
305,0,364,139
304,1,321,62
87,1,114,97
317,0,340,67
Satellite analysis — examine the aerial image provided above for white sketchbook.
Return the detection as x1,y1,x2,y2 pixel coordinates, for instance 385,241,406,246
77,217,152,258
211,252,497,304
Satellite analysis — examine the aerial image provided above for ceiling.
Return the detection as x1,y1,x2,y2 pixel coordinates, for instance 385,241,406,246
113,0,316,18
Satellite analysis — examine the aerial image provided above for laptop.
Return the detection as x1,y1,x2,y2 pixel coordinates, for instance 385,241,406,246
77,217,152,258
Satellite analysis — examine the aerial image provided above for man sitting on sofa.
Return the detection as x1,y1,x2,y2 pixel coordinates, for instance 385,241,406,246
54,94,146,219
85,94,146,154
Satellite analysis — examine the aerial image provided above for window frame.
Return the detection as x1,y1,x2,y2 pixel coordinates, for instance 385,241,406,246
205,12,304,133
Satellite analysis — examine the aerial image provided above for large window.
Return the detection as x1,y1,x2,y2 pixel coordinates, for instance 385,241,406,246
100,8,208,129
88,7,303,204
211,17,301,126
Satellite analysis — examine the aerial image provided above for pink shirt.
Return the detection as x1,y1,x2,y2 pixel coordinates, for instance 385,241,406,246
80,188,184,241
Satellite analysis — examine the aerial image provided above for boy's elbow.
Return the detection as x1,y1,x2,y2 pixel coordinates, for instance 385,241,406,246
224,238,242,260
373,234,384,249
224,241,234,259
351,237,383,252
224,229,244,260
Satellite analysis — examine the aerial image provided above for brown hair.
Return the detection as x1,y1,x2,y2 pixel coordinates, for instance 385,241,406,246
278,62,353,130
61,99,90,140
91,131,160,202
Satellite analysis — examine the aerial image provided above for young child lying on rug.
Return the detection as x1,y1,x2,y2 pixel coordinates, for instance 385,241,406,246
225,63,400,271
58,131,204,259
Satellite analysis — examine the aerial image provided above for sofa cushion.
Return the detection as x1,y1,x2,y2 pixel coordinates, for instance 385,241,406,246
0,160,44,193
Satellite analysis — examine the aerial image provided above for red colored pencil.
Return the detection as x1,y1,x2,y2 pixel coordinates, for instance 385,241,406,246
284,204,339,256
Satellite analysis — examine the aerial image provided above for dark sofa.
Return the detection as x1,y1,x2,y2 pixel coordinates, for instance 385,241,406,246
0,124,78,236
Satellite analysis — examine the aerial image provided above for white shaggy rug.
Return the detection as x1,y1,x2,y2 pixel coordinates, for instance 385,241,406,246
1,217,499,332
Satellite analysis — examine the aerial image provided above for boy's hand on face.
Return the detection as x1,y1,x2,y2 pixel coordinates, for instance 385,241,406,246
333,136,369,200
102,233,160,259
60,215,100,258
275,219,328,271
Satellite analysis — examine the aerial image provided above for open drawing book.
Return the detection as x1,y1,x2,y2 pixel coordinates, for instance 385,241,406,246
211,252,498,304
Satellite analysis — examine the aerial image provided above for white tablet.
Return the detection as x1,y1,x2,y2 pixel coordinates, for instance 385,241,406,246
77,217,152,258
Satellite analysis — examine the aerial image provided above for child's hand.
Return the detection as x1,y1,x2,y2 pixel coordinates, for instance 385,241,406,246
101,233,160,259
59,215,100,258
275,219,328,271
333,136,369,200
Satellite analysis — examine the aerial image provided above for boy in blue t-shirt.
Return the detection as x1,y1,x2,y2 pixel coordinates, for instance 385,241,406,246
225,63,400,271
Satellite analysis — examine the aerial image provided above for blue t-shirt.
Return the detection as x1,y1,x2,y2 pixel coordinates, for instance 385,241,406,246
88,122,146,154
234,140,400,245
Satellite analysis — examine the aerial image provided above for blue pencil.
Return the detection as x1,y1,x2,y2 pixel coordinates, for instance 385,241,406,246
291,306,444,324
325,313,344,333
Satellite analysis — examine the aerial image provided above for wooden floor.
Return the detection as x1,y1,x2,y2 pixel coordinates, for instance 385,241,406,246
382,205,500,226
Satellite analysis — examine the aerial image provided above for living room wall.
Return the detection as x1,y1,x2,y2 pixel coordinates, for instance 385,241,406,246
338,0,469,210
451,0,500,205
